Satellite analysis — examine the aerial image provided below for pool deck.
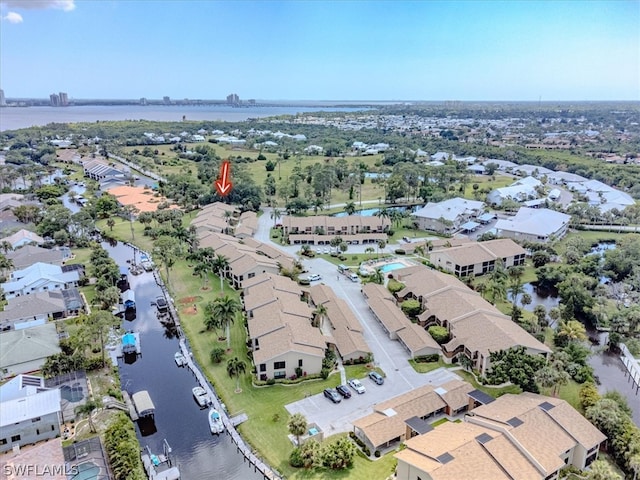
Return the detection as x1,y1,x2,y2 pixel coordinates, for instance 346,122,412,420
360,258,416,275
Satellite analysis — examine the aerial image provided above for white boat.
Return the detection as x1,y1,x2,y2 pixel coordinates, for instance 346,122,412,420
174,351,186,367
208,408,225,434
192,386,211,408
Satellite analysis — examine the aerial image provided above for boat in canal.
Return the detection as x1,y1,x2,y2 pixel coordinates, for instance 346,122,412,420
122,332,141,355
174,351,186,367
123,289,136,311
208,408,225,434
141,440,180,480
132,390,155,418
192,386,211,408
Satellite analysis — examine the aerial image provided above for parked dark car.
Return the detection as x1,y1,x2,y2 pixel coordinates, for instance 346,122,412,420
323,388,342,403
368,371,384,385
336,384,352,399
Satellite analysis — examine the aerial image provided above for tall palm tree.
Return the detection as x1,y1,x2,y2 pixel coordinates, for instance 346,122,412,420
212,254,229,293
364,246,375,259
557,320,588,344
203,300,222,333
270,208,282,227
227,357,247,393
368,268,385,285
344,202,356,216
377,239,386,259
212,295,241,348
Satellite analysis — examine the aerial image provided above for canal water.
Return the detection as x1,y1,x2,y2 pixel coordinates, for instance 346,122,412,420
105,241,263,480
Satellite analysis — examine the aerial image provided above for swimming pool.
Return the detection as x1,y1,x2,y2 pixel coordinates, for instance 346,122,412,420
379,262,407,273
70,461,100,480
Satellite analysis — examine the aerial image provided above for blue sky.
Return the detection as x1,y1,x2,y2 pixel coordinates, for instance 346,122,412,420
1,0,638,101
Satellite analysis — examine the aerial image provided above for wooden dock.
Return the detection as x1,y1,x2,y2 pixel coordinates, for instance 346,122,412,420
621,344,640,395
178,339,282,480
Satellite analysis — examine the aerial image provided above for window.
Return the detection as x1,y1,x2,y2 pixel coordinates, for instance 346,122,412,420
259,364,266,372
51,425,55,431
274,361,285,370
298,359,303,367
274,371,286,379
248,272,255,279
0,439,7,445
31,417,41,423
11,435,20,442
36,429,40,435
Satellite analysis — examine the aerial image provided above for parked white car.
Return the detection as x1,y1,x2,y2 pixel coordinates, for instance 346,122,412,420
348,378,366,394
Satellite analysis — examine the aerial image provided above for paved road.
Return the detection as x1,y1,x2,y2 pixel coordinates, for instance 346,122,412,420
255,209,462,436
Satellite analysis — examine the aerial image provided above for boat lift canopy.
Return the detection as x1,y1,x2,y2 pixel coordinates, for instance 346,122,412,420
132,390,155,417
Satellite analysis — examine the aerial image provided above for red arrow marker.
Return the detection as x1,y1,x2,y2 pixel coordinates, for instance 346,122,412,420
215,161,232,196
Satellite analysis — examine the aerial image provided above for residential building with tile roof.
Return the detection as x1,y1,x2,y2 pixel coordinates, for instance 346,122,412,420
393,266,550,374
6,245,70,270
2,229,44,249
353,380,475,452
282,214,390,245
395,393,606,480
429,239,526,277
495,207,571,243
412,198,485,234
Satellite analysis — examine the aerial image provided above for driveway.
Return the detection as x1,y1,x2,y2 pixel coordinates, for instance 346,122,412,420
257,208,463,435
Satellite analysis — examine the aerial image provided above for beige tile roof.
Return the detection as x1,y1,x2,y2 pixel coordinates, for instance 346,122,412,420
436,379,475,412
252,321,325,364
328,325,370,358
0,437,66,480
430,239,526,268
309,284,333,306
325,298,362,333
247,307,286,339
355,385,450,448
366,294,407,334
396,323,440,354
544,399,607,449
418,287,499,323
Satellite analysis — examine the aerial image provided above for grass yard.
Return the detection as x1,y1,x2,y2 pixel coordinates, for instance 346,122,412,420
96,218,156,254
553,230,630,256
455,370,522,398
408,358,455,374
540,380,583,412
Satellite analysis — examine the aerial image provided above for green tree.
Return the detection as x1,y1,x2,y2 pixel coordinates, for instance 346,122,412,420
212,295,241,348
203,300,222,333
153,235,183,291
344,201,356,215
428,325,449,344
227,357,247,393
210,346,226,364
486,346,545,392
212,254,229,293
107,218,116,231
288,412,307,447
586,459,623,480
401,299,421,317
321,437,356,470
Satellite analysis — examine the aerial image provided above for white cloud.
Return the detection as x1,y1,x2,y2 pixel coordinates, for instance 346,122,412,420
1,0,75,11
2,11,22,22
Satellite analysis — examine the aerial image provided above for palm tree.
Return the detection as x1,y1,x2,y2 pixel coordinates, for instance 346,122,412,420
227,357,247,393
288,412,308,447
194,261,209,289
0,240,13,254
377,239,386,259
557,320,588,344
107,218,115,231
270,208,282,227
364,246,374,259
212,254,229,293
375,207,390,230
312,304,327,328
203,300,222,333
368,268,385,285
212,295,241,348
344,202,356,216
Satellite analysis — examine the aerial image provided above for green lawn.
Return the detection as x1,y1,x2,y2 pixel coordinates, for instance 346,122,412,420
540,380,582,412
96,218,156,254
455,370,522,398
408,358,455,374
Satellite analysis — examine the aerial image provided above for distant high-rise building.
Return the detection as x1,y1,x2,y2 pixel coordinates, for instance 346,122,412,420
247,99,256,105
226,93,239,104
59,92,68,106
163,96,171,105
0,89,6,107
50,93,60,106
140,97,148,105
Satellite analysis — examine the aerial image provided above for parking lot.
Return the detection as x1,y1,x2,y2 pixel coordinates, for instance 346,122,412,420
286,255,462,436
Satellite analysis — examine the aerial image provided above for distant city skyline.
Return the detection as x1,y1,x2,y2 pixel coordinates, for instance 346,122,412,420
0,0,638,101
